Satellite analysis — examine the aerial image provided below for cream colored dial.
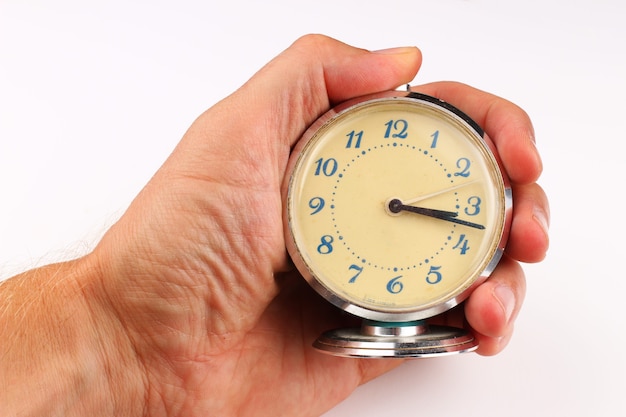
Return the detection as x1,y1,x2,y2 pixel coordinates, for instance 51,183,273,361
284,92,511,322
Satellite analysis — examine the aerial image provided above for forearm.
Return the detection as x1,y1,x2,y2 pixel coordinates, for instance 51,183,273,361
0,257,144,417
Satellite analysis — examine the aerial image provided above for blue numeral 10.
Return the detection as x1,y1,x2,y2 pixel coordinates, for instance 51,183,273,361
314,158,338,176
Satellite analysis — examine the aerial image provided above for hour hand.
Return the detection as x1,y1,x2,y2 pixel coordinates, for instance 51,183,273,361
388,199,458,218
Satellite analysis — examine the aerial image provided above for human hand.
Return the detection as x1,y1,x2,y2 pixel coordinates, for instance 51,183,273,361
1,35,548,417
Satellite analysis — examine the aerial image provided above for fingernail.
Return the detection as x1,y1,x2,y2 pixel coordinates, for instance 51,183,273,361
533,206,550,237
527,129,537,144
494,285,515,324
496,332,512,351
372,46,417,55
528,132,544,172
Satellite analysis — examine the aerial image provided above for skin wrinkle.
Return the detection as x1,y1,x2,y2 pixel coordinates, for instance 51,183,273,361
123,179,279,330
126,211,259,350
265,48,330,142
140,333,217,415
75,260,151,416
203,217,279,322
4,263,119,416
121,191,272,354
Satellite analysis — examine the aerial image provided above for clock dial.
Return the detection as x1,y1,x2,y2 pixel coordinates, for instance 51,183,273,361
285,93,511,323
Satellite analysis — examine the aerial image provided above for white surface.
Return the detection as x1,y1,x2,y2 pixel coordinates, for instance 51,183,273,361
1,1,624,416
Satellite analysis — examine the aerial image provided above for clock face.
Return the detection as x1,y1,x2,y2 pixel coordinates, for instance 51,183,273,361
284,93,511,322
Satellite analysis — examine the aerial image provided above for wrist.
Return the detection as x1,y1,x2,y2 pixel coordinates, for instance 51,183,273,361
0,256,146,417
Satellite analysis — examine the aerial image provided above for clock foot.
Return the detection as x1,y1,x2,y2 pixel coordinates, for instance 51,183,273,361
313,320,477,358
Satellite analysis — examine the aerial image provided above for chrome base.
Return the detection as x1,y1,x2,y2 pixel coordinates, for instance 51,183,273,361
313,320,477,358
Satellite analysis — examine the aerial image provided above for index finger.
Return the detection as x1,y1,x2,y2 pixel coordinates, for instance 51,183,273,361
413,82,542,185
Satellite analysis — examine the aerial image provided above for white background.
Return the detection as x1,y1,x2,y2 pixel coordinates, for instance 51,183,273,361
1,1,624,416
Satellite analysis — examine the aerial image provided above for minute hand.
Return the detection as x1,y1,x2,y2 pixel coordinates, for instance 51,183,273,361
388,199,485,230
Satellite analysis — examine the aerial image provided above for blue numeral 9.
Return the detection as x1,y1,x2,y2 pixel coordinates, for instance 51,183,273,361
309,197,325,215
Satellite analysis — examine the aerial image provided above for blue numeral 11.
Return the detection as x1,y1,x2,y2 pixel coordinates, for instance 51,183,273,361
346,130,363,148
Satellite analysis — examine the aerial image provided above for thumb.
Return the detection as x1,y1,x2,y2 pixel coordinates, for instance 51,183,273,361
265,34,422,104
235,34,422,148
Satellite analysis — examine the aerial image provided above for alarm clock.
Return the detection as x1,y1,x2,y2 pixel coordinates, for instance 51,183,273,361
282,89,512,358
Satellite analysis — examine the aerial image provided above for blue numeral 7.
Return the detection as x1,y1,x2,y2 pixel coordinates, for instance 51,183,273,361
348,264,364,283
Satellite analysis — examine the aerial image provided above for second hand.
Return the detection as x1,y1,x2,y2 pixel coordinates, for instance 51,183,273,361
402,180,479,205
